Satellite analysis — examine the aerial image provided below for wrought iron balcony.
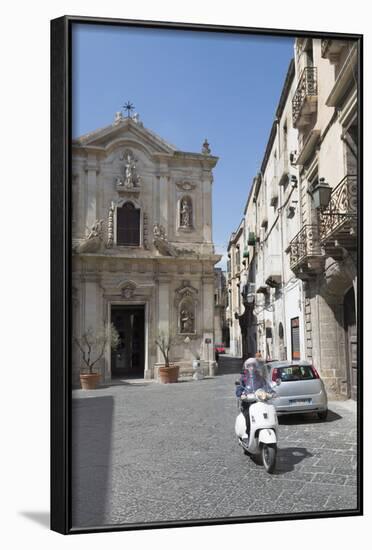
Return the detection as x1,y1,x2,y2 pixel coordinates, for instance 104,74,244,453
319,175,357,249
288,224,322,277
292,67,318,129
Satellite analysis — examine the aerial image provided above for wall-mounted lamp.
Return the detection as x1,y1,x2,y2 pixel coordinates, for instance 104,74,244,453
311,177,332,209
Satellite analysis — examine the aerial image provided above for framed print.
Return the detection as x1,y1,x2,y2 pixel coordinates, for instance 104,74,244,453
51,15,363,534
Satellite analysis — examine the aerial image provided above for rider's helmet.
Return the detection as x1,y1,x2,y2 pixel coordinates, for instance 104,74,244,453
241,357,269,387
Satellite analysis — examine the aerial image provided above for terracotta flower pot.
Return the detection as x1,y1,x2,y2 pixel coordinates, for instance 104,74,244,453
158,364,179,384
80,372,101,390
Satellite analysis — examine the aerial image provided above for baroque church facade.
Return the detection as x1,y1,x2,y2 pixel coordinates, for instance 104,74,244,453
71,111,220,385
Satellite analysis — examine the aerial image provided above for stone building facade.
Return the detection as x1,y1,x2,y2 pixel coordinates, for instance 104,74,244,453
288,38,358,399
251,59,303,364
227,38,359,400
213,267,229,347
71,113,220,384
226,219,245,356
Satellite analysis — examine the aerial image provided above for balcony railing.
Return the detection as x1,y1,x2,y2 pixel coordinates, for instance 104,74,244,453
288,224,322,275
292,67,318,128
319,175,357,247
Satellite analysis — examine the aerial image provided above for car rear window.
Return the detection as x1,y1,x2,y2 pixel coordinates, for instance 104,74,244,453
274,365,316,381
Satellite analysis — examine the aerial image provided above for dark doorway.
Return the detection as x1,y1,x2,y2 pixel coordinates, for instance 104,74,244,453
111,305,145,378
344,287,357,400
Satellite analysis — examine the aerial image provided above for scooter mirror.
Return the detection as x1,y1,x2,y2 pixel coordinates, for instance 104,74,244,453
235,380,241,386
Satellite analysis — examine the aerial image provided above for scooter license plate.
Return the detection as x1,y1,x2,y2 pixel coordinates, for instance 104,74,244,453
289,399,312,406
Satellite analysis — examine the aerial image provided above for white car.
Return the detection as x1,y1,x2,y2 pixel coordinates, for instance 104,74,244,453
265,361,328,419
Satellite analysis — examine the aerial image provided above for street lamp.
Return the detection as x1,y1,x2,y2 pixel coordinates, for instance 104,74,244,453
311,178,332,209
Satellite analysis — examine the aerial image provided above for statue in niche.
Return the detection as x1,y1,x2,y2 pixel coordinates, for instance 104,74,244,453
116,152,141,188
180,306,195,333
124,153,135,187
180,197,192,228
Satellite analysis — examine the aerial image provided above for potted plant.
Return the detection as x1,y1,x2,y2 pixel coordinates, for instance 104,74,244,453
155,332,179,383
74,323,120,389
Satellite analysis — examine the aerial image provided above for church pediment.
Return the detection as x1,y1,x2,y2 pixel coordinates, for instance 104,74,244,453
73,117,177,156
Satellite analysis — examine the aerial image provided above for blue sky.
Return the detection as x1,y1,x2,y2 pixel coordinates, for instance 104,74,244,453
72,24,294,266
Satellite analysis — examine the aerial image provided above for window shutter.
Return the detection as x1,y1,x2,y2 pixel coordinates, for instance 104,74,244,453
291,317,300,359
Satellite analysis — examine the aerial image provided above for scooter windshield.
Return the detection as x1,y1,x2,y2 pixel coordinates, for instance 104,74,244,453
241,364,270,392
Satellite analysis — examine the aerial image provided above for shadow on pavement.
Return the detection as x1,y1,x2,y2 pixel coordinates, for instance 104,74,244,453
72,394,114,528
274,447,313,474
278,409,342,425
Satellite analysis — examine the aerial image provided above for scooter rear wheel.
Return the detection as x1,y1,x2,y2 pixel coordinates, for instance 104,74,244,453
262,444,277,473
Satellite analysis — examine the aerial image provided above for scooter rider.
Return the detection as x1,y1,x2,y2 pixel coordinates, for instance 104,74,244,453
235,357,274,439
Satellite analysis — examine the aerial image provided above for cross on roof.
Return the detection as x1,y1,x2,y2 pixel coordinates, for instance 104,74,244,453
122,101,135,118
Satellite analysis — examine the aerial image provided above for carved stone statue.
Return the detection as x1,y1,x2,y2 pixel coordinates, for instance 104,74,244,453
180,307,195,333
153,224,177,256
116,152,141,188
114,111,123,125
180,198,192,228
74,219,104,253
124,154,134,187
153,223,166,240
202,139,211,155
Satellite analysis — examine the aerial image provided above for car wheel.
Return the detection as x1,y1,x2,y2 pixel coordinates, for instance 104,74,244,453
317,410,328,420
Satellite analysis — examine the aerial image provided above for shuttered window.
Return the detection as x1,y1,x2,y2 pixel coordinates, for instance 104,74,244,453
291,317,300,360
117,202,140,246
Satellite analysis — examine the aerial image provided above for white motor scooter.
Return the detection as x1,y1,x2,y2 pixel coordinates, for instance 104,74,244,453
234,382,281,473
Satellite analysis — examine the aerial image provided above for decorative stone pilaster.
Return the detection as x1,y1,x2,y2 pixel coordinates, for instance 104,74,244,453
84,155,100,229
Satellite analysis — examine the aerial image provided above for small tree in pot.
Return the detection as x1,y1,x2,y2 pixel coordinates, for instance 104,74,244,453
74,323,121,389
155,332,179,383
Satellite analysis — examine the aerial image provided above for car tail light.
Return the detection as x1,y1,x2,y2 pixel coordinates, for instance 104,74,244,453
311,365,320,379
272,368,280,382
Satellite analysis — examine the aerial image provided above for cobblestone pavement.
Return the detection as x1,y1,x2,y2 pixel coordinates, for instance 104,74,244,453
71,374,358,528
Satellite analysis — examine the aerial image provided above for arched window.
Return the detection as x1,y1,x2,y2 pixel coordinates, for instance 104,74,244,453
117,202,140,246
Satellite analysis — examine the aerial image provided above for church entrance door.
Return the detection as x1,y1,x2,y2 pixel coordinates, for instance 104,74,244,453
111,305,145,378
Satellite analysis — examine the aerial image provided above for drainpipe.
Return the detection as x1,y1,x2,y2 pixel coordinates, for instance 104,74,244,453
279,183,288,360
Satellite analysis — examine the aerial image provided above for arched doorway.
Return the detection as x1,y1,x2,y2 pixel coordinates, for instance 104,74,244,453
344,287,357,400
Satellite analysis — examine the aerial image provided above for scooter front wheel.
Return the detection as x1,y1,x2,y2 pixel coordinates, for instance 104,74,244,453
262,444,277,473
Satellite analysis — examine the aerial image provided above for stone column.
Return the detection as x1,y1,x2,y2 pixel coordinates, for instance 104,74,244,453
84,153,100,230
202,272,215,373
202,171,213,244
158,165,169,235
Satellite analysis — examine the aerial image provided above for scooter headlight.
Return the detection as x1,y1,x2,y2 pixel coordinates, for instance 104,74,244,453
255,389,268,401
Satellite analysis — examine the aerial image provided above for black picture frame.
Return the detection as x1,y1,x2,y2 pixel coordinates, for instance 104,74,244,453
51,15,363,535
